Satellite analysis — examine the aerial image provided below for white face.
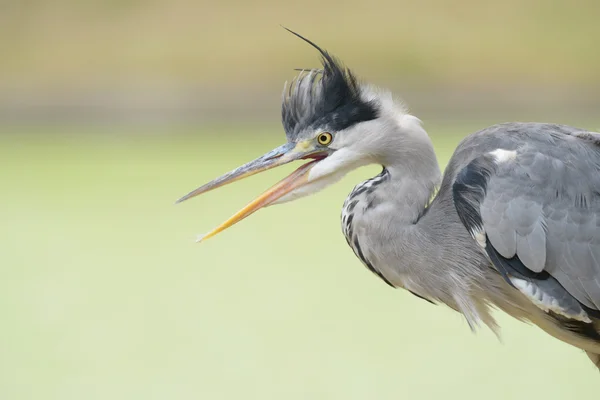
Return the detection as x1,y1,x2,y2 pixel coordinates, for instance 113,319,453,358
271,117,389,205
274,104,423,203
273,147,371,204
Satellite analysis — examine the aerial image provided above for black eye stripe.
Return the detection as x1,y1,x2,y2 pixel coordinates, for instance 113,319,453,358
280,45,379,141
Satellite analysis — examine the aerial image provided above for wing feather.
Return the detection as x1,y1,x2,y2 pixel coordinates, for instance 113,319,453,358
452,123,600,319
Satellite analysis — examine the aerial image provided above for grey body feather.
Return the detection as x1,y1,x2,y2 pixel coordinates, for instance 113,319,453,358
451,123,600,311
342,122,600,358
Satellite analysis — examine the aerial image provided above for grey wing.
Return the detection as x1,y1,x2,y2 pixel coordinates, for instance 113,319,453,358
452,128,600,325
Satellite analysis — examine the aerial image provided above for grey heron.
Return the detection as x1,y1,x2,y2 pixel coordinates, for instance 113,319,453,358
177,29,600,369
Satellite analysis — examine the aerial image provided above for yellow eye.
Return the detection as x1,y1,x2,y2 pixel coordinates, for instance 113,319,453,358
317,132,333,146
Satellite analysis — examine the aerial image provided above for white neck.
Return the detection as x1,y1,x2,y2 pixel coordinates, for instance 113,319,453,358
376,116,442,223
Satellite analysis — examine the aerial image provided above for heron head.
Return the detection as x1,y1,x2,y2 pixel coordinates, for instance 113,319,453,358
177,29,418,242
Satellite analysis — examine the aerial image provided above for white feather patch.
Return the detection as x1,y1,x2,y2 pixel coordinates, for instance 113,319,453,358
489,149,517,164
470,227,487,249
510,277,592,323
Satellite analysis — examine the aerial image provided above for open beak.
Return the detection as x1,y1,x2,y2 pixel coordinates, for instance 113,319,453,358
176,141,327,242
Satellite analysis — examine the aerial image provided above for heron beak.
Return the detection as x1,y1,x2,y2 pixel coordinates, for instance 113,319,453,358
176,141,326,242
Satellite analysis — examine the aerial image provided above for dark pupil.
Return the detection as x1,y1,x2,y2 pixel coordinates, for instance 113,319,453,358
320,135,327,143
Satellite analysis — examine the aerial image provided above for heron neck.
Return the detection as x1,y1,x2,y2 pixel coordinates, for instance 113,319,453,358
381,138,441,224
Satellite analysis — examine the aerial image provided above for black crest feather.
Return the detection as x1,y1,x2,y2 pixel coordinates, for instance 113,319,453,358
280,27,378,140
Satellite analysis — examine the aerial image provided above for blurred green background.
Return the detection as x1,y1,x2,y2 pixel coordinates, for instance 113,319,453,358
2,1,600,399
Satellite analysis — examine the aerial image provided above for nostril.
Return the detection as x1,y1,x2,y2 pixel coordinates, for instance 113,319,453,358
265,153,284,161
